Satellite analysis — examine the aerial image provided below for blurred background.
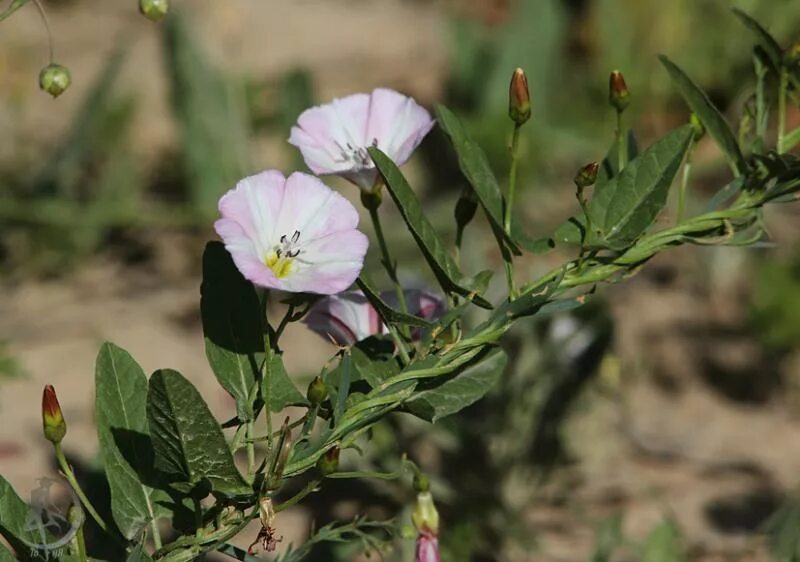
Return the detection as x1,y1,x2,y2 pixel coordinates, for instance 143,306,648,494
2,0,800,560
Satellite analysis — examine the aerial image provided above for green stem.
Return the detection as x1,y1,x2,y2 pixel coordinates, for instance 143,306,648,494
616,110,626,171
246,420,256,480
71,523,88,562
778,67,789,154
677,147,693,223
275,479,322,512
262,294,274,452
54,444,110,535
368,204,410,320
503,124,522,298
151,516,163,550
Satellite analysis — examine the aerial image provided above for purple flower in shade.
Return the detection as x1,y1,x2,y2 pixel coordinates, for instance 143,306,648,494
415,531,441,562
214,171,368,295
288,88,435,192
303,289,445,346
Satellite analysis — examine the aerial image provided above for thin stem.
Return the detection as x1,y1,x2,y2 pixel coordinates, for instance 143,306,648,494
71,521,88,562
150,516,163,550
274,304,295,342
275,479,322,513
616,110,626,172
778,67,789,154
54,444,110,535
193,497,204,540
262,294,274,452
368,204,410,320
677,143,694,223
246,420,256,480
503,124,522,298
32,0,54,63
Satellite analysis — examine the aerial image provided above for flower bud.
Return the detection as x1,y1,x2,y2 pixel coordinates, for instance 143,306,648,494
139,0,169,21
360,189,382,212
413,472,430,493
508,67,531,125
412,491,439,535
306,376,328,406
317,444,340,476
689,112,705,140
38,64,71,98
454,189,478,232
42,385,67,444
574,161,600,189
608,70,630,112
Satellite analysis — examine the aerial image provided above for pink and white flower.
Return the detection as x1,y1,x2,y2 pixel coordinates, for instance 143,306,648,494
303,289,445,346
415,531,441,562
288,88,435,192
214,171,368,295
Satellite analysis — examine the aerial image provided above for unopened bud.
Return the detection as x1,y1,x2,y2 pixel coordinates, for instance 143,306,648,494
413,472,430,493
42,385,67,444
306,376,328,406
38,64,71,98
508,68,531,125
317,444,340,476
574,162,600,189
139,0,169,21
454,189,478,232
608,70,630,112
412,491,439,535
360,189,382,212
689,112,705,140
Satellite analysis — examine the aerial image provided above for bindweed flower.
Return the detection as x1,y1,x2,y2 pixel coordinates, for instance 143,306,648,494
288,88,435,192
215,171,368,295
42,385,66,444
303,289,444,346
415,531,441,562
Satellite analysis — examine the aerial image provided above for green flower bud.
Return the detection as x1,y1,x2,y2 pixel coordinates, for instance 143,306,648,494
412,491,439,535
454,188,478,232
413,472,430,493
689,112,705,140
139,0,169,21
317,444,340,476
608,70,630,113
306,376,328,406
508,67,531,125
360,189,382,212
38,64,71,98
42,385,67,444
574,161,600,190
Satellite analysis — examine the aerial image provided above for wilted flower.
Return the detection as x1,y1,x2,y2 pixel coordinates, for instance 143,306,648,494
288,88,435,192
415,531,441,562
303,289,444,346
215,171,368,295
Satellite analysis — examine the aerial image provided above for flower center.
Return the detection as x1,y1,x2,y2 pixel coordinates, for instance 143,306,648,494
335,138,378,169
265,230,302,279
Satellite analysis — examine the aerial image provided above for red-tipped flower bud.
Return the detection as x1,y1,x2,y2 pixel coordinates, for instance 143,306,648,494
139,0,169,21
508,68,531,125
307,376,328,406
608,70,630,112
38,64,71,98
412,490,439,535
42,385,67,444
574,161,600,189
317,444,340,476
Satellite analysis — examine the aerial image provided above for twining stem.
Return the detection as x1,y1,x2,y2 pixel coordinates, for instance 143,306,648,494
615,110,626,172
778,67,789,154
677,143,694,223
503,124,522,298
367,204,410,320
54,444,110,535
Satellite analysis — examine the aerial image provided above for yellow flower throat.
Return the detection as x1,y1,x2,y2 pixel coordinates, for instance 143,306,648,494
266,230,301,279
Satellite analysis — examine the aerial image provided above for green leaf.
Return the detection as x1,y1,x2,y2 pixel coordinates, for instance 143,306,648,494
0,476,31,555
95,342,167,540
355,277,433,329
641,519,682,562
201,241,263,422
368,147,491,308
435,105,521,255
659,56,747,175
333,352,352,425
0,0,30,22
126,543,155,562
147,369,251,498
589,126,694,248
406,348,507,422
731,8,784,70
262,354,308,413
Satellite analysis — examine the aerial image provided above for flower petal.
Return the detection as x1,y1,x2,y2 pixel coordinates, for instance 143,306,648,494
366,88,435,165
